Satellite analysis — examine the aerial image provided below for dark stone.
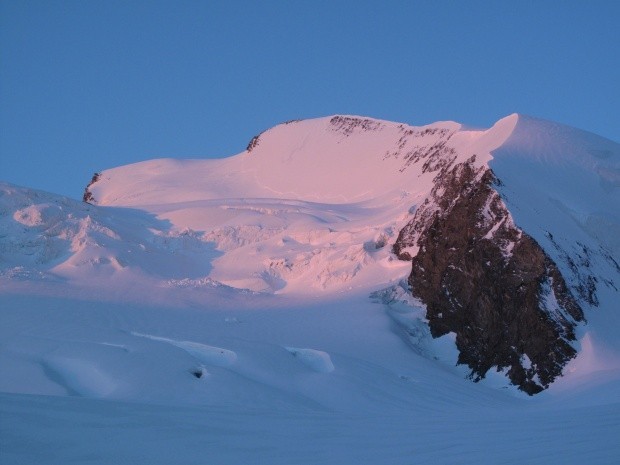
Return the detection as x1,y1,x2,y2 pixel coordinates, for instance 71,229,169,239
329,116,383,136
246,134,261,152
82,172,101,204
394,161,584,395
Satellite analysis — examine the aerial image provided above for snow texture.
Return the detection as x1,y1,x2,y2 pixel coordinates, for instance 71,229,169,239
1,114,619,464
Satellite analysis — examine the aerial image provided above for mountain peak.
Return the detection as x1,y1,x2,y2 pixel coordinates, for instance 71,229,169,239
3,113,619,397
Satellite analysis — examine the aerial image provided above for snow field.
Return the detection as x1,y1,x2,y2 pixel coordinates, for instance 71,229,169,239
1,113,620,463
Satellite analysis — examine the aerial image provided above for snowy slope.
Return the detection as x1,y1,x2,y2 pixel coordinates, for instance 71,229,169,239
83,115,519,294
489,115,620,392
1,114,619,464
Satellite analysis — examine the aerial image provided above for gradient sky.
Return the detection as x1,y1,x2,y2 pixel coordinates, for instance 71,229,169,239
1,0,619,199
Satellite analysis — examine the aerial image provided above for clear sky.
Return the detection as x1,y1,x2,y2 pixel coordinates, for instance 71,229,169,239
1,0,619,200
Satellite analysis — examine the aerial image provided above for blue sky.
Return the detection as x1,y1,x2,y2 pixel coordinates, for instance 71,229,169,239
1,0,619,199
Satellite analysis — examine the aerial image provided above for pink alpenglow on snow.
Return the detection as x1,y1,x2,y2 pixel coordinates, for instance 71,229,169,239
1,114,619,464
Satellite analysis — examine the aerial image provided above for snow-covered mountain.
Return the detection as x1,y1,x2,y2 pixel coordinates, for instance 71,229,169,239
1,114,619,463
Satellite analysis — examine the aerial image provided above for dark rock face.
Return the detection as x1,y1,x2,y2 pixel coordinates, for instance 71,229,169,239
329,116,384,136
246,134,261,152
394,160,584,395
82,172,100,204
384,126,457,173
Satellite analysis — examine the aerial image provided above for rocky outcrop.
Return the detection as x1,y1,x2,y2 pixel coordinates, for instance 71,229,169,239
246,120,302,153
395,159,584,395
246,134,261,152
329,115,384,136
82,172,100,204
384,126,457,173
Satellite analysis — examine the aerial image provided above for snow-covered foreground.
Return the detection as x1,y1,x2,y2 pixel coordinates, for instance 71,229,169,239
3,392,619,465
2,293,619,465
1,113,619,463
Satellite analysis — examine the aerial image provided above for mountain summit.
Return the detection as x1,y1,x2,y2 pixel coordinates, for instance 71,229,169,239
77,114,620,393
2,114,619,398
3,113,620,464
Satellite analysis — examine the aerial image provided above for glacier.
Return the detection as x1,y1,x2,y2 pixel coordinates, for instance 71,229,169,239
1,113,619,464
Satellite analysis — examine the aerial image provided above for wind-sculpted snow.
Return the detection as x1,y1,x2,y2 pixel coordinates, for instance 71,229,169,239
0,182,225,303
42,356,119,397
132,332,238,367
2,114,620,463
284,347,335,373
